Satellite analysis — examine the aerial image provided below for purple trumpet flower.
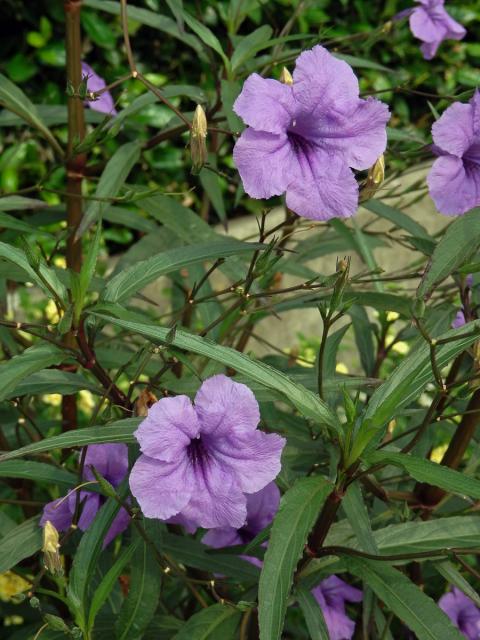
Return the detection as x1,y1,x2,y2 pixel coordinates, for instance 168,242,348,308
129,375,285,529
311,576,362,640
232,45,389,222
40,444,130,547
427,91,480,216
439,587,480,639
81,62,117,115
408,0,466,60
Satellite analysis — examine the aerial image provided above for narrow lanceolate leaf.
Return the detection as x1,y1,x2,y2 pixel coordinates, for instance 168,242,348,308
0,418,140,463
347,558,464,640
0,242,67,301
356,320,480,455
92,312,338,430
231,25,273,71
258,476,332,640
417,207,480,298
0,195,48,211
0,210,51,235
77,141,140,237
342,483,378,554
362,200,430,240
116,536,162,640
173,603,241,640
103,240,263,303
87,540,139,632
365,450,480,500
0,343,65,403
435,561,480,608
181,11,229,67
0,461,75,487
0,73,63,156
0,516,42,573
296,587,329,640
8,370,101,399
68,496,124,627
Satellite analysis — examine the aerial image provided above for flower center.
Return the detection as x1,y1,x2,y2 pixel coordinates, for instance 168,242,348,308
187,436,210,469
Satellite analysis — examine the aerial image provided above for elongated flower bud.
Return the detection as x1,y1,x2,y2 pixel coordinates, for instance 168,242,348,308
190,105,208,174
42,520,63,576
360,154,385,202
279,67,293,85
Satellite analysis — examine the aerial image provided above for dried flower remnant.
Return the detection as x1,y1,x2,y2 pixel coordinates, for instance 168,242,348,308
427,91,480,216
360,154,385,202
129,375,285,529
42,521,63,576
233,45,389,221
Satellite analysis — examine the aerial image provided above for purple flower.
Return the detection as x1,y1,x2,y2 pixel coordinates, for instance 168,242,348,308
427,91,480,216
452,309,466,328
202,482,280,566
129,375,285,529
232,45,389,222
409,0,466,60
81,62,117,115
312,576,362,640
439,587,480,639
40,444,130,547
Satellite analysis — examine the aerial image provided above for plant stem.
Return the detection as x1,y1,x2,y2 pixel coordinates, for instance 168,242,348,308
63,0,86,431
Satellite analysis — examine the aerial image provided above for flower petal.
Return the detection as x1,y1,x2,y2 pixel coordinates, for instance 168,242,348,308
432,102,474,157
180,457,247,529
245,482,280,533
410,6,443,42
40,498,73,532
103,506,130,547
233,128,293,199
427,155,480,215
321,575,363,606
202,527,243,549
134,395,200,462
286,153,359,221
81,62,117,115
83,443,128,486
233,74,295,135
195,374,260,437
442,10,467,40
293,45,359,115
77,493,101,531
209,430,285,494
303,97,389,170
129,454,192,520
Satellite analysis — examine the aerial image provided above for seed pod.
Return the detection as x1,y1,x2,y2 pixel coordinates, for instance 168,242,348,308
190,105,208,174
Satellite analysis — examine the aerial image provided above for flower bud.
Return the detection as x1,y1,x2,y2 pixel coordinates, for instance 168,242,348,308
42,520,63,577
190,104,208,175
360,155,385,202
279,67,293,85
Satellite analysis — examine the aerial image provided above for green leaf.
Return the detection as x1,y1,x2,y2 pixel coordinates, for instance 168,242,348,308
88,540,139,632
365,450,480,500
231,25,273,71
258,476,332,640
436,560,480,607
417,208,480,298
0,210,51,235
0,73,63,156
68,496,124,628
334,53,392,72
347,557,464,640
0,516,42,573
0,195,48,211
362,200,430,240
199,168,226,225
77,141,141,237
79,222,102,302
103,240,262,303
83,0,203,53
0,343,65,403
181,11,229,67
173,604,241,640
92,312,338,429
0,418,140,463
8,369,101,399
296,587,329,640
0,241,67,301
116,535,162,640
220,80,243,133
356,320,480,455
342,483,378,554
0,460,75,487
162,532,259,582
